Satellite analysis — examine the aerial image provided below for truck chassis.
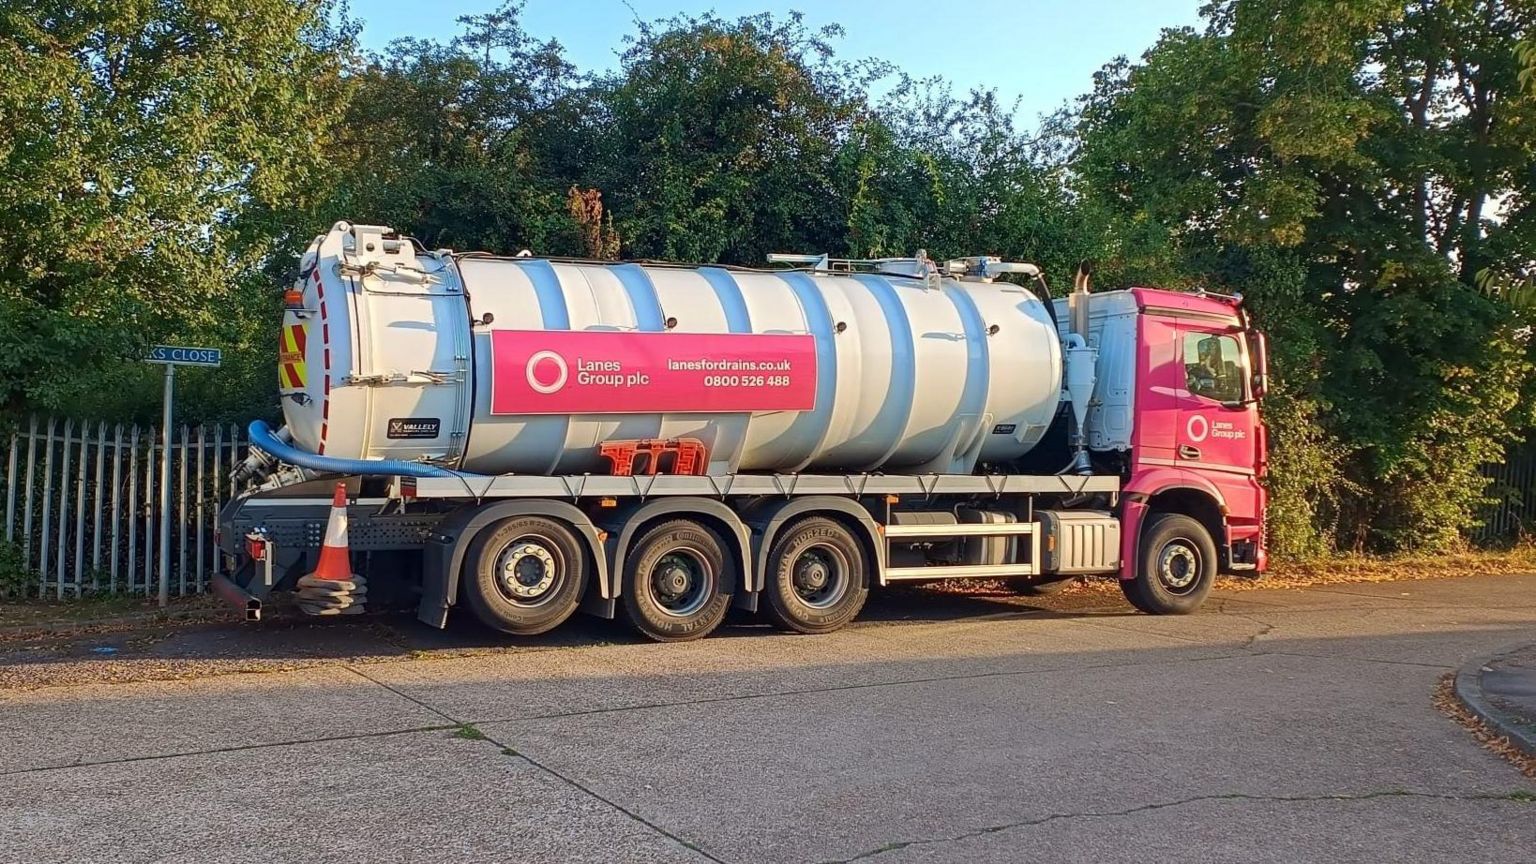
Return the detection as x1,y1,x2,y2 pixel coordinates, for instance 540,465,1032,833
216,469,1143,640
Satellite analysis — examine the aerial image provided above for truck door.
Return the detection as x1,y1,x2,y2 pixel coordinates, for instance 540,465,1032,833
1174,326,1255,474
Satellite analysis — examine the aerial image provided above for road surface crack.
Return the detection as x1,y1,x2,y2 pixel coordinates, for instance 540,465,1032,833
339,666,727,863
1258,650,1452,670
817,789,1536,863
1214,608,1278,647
469,724,730,864
1240,617,1276,647
342,664,460,723
0,724,460,776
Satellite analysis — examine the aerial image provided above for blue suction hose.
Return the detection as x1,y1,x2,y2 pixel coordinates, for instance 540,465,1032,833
247,419,466,478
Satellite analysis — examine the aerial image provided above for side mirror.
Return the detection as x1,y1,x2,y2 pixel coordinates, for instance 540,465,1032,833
1248,331,1269,400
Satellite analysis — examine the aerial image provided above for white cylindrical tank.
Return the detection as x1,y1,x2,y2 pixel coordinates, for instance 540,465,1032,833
278,222,1064,476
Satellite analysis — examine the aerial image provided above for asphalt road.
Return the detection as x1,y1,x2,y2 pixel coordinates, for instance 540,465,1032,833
4,574,1536,863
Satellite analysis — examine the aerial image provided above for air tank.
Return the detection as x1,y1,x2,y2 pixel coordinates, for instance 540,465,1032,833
277,222,1064,476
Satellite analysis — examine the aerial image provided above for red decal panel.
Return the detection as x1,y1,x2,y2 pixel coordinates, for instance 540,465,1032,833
490,330,817,415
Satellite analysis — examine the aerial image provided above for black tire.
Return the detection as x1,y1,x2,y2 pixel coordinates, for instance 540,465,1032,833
621,519,733,642
761,517,869,634
1120,513,1217,615
462,516,587,636
1005,575,1074,596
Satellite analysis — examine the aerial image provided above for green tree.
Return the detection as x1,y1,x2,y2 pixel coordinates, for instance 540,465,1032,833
0,0,356,422
294,1,581,255
8,0,1530,559
1521,35,1536,89
838,80,1096,285
1074,0,1536,553
586,12,872,263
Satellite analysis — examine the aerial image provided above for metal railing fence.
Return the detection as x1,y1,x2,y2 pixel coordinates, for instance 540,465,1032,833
1478,438,1536,545
2,413,1533,596
2,417,247,597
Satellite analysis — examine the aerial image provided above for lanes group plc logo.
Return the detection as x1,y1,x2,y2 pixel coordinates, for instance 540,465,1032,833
1186,414,1209,443
525,350,569,394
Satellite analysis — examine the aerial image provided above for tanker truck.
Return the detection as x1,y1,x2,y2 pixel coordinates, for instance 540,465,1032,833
215,221,1269,642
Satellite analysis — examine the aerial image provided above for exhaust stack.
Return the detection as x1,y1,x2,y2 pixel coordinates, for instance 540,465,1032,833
1069,261,1092,343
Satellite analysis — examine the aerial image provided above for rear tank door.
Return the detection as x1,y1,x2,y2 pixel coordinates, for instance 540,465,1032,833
340,225,473,467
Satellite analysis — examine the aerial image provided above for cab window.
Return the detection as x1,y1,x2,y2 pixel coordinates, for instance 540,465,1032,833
1183,332,1245,403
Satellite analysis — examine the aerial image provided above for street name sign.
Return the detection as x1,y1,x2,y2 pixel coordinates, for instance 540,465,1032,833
147,345,223,367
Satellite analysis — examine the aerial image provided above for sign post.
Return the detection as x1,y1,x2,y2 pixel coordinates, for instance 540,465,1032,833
145,345,222,607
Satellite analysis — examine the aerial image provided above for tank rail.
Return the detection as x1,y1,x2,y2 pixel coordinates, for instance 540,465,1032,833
400,472,1118,501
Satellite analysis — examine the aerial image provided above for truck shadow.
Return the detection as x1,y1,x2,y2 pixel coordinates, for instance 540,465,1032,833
400,581,1119,649
0,582,1125,676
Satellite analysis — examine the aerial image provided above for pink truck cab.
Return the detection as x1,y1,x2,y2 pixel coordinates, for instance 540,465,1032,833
1061,286,1268,610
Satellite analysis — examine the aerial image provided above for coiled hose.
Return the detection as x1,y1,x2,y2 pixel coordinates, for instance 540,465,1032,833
246,419,464,478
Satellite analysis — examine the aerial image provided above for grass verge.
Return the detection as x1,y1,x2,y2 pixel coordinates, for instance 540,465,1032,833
0,593,227,638
1257,545,1536,589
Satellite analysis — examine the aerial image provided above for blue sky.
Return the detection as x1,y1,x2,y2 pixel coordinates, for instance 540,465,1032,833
348,0,1203,123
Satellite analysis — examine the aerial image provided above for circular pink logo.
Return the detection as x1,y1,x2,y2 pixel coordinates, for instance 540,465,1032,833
525,350,568,394
1186,414,1209,443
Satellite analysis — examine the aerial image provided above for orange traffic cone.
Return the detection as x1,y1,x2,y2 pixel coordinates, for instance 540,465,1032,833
296,482,367,615
311,482,353,581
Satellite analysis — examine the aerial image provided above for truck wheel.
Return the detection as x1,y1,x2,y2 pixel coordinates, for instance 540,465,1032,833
621,519,733,642
462,516,586,636
1120,513,1216,615
1005,575,1073,596
762,517,869,634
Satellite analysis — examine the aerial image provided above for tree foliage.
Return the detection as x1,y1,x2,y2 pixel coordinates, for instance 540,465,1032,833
300,4,579,254
2,0,1533,556
1075,0,1536,551
0,0,356,421
587,13,866,263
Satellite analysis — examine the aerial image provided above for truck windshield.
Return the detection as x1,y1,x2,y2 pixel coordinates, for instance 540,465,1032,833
1183,332,1246,403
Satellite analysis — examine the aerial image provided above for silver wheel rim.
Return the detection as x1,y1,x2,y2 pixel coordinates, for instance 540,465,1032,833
1157,541,1201,595
649,549,712,617
495,537,562,606
791,544,849,609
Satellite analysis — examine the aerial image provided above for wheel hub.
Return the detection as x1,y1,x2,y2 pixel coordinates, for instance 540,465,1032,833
796,559,829,591
659,564,691,596
651,552,709,616
498,542,557,599
791,546,846,608
1158,542,1199,591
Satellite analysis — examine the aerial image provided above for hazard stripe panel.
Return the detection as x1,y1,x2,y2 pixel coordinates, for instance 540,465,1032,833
279,322,308,390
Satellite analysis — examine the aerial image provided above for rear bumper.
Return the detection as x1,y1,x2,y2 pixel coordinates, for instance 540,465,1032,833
210,572,262,621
